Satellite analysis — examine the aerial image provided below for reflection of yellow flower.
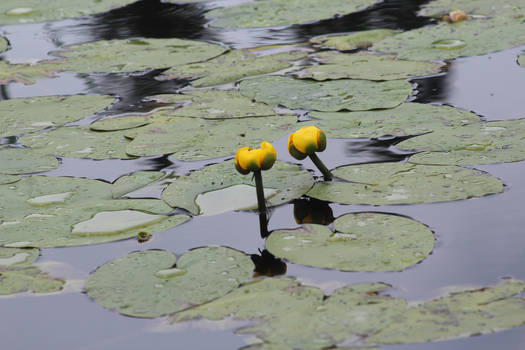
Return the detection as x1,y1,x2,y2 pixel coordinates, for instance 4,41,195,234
235,141,276,175
288,126,326,160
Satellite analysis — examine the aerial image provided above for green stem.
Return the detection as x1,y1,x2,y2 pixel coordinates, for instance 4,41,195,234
254,170,269,237
309,153,332,181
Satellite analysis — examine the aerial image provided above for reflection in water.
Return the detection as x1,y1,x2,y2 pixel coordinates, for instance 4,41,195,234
412,74,449,104
293,197,334,225
251,249,287,277
344,137,414,162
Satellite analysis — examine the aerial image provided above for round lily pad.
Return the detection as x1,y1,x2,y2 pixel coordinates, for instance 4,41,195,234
296,52,444,81
0,148,58,175
307,162,503,205
0,175,189,248
397,119,525,165
162,160,314,215
112,171,166,199
0,95,114,138
311,29,398,51
85,246,254,318
419,0,525,17
52,38,227,74
239,76,411,112
372,16,525,61
125,115,297,159
266,212,434,271
158,50,307,87
307,103,480,138
0,61,63,85
206,0,378,28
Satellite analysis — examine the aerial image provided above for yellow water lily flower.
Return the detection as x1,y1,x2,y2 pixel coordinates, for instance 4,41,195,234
288,126,326,160
235,141,276,175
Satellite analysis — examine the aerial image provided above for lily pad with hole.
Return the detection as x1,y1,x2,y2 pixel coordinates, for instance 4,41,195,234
162,160,314,215
85,246,254,318
311,29,398,51
397,119,525,165
308,103,480,138
0,95,114,138
0,148,58,175
125,115,297,159
296,52,444,81
158,50,307,87
419,0,525,18
0,175,189,248
372,16,525,61
307,162,503,205
239,76,411,112
266,212,434,271
51,38,227,74
0,61,64,85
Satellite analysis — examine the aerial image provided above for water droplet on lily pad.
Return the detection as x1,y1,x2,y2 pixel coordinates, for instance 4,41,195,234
431,39,467,50
155,268,186,278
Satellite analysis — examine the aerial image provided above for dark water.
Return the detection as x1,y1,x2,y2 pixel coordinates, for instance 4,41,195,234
1,0,525,349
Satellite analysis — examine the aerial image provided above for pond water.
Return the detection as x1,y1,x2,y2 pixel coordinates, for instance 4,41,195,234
1,0,525,349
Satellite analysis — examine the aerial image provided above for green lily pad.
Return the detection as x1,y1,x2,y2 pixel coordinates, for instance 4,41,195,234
296,52,444,81
0,247,39,267
158,50,307,87
89,114,171,131
308,103,480,138
239,76,411,112
85,246,254,318
163,160,314,215
0,176,189,248
397,119,525,165
125,115,297,159
372,16,525,61
266,212,434,271
0,95,114,138
0,0,138,25
0,61,64,85
311,29,398,51
206,0,378,28
0,266,64,295
0,148,58,175
0,174,20,185
20,126,132,160
0,37,7,52
419,0,525,17
52,38,227,74
112,171,166,199
519,54,524,66
307,162,503,205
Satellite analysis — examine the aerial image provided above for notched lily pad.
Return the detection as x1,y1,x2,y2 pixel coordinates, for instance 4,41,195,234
307,162,503,205
0,61,63,85
266,212,434,271
163,160,314,215
296,52,444,81
158,50,307,87
311,29,398,51
85,246,254,318
112,171,166,198
0,148,58,175
240,76,411,112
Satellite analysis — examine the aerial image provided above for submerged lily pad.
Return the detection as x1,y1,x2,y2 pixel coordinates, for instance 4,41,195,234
266,212,434,271
311,29,398,51
163,160,314,215
240,76,411,112
52,38,227,74
85,246,254,318
397,119,525,165
125,115,297,159
0,176,189,248
0,61,63,85
307,162,503,205
372,16,525,61
206,0,378,28
296,52,444,81
419,0,525,17
158,50,307,87
0,148,58,175
308,103,480,138
0,95,114,138
112,171,166,199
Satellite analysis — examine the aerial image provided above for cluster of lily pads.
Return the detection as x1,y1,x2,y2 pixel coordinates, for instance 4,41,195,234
1,0,525,348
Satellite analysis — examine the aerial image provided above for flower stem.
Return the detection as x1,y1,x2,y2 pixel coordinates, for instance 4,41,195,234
309,153,332,181
254,170,269,237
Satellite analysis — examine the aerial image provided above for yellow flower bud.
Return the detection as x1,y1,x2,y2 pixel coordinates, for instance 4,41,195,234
288,126,327,160
235,141,276,174
449,9,468,22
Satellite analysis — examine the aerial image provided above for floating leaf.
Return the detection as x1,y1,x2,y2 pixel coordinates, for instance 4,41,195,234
419,0,525,17
0,37,7,52
519,54,524,66
0,95,114,138
0,247,39,267
0,266,64,295
372,16,525,61
112,171,166,198
206,0,378,28
158,50,307,87
311,29,398,51
266,212,434,271
125,115,297,159
0,176,189,248
0,174,20,185
0,148,58,175
307,162,503,205
0,61,63,85
240,76,411,112
85,246,254,318
308,103,480,138
89,114,171,131
296,52,444,81
397,119,525,165
163,160,314,215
